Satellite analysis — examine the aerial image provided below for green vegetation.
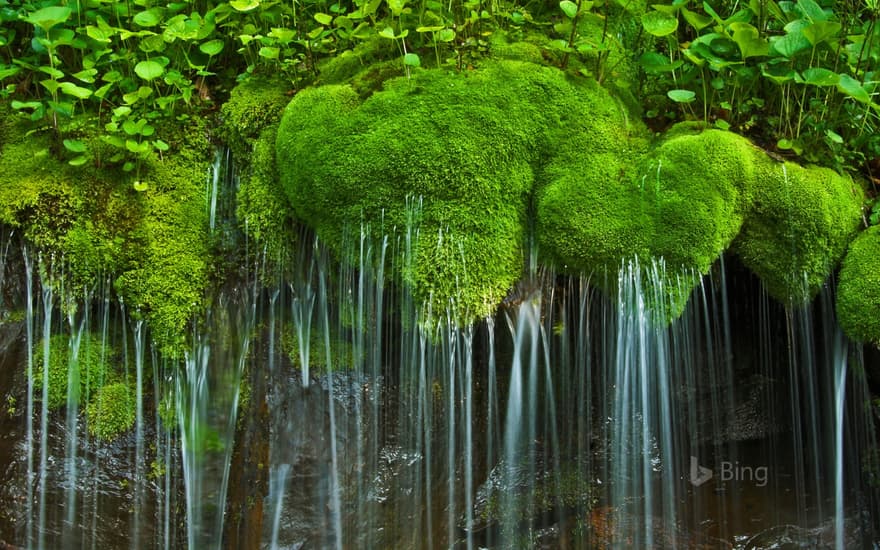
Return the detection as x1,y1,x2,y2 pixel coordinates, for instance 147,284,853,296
277,60,647,322
32,333,116,409
86,382,136,441
0,0,876,336
837,226,880,345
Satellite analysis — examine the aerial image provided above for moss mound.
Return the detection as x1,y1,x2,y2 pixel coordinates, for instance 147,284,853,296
539,125,863,317
733,161,863,304
32,333,116,409
86,383,135,441
276,60,646,322
836,226,880,345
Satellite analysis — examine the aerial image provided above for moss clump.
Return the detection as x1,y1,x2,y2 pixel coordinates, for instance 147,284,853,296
218,79,296,260
283,325,361,373
86,383,135,441
538,129,749,319
32,333,116,409
0,111,214,357
218,78,291,164
732,161,863,304
539,125,863,318
114,151,212,357
277,60,646,323
836,226,880,345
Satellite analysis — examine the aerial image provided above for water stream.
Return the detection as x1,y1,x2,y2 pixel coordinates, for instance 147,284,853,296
0,160,877,549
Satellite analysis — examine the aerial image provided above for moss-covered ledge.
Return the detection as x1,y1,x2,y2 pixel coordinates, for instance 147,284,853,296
0,112,214,356
275,59,865,325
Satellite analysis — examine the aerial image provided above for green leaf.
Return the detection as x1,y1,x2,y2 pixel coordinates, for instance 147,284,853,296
770,27,811,57
825,129,843,144
559,0,578,19
0,66,20,80
801,67,839,86
416,25,444,32
682,7,711,30
38,66,65,79
801,21,840,46
714,119,731,130
25,6,72,33
133,180,148,192
59,82,93,99
638,52,683,73
314,12,333,25
153,139,169,152
667,89,696,103
230,0,260,12
258,46,279,59
71,68,98,83
642,10,678,37
796,0,828,22
133,8,163,27
777,138,794,149
438,28,455,42
837,73,871,104
199,39,224,56
134,60,165,80
730,22,768,58
68,155,88,167
63,139,87,152
403,52,420,67
379,26,397,39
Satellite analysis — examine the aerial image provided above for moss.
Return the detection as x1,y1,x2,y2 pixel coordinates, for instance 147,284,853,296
32,333,117,410
318,37,390,86
234,125,295,259
277,60,647,323
0,111,214,356
732,161,863,304
538,129,748,319
836,226,880,345
283,324,361,373
86,382,135,441
218,77,291,165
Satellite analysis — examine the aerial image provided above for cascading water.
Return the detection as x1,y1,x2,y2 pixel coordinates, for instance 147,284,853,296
0,151,878,550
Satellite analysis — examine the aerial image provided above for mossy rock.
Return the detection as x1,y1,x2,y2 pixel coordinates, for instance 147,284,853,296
537,129,749,319
276,60,647,324
836,226,880,345
0,112,214,357
86,382,135,441
218,77,291,164
32,333,117,410
732,161,863,304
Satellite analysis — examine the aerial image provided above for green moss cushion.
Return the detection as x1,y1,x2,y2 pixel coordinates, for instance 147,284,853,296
277,60,640,322
837,226,880,345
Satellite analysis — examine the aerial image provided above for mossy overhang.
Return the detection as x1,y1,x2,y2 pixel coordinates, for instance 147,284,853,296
274,58,866,325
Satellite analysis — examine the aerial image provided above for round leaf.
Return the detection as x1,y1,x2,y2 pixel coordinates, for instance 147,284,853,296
134,60,165,81
642,10,678,37
133,9,163,27
802,67,839,86
133,180,148,192
667,89,696,103
25,6,72,33
559,0,578,19
404,52,420,67
63,139,87,153
199,39,224,56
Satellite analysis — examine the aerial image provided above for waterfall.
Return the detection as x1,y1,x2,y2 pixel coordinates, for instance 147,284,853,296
2,151,878,550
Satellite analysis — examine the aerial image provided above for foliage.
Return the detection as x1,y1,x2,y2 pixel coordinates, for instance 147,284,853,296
86,382,135,441
837,226,880,345
32,333,116,410
638,0,880,171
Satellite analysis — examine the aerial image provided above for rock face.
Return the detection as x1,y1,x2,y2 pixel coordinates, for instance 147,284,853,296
276,59,864,326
